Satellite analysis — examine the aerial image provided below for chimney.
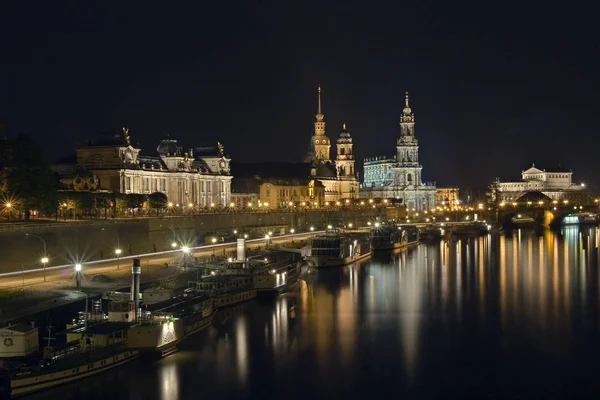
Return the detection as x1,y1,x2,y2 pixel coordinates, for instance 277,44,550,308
237,238,246,262
131,258,141,320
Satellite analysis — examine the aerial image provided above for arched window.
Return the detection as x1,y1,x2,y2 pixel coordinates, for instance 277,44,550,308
340,147,345,155
407,173,412,183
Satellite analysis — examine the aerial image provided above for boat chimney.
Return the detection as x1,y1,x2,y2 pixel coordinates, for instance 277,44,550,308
131,258,141,320
237,238,246,262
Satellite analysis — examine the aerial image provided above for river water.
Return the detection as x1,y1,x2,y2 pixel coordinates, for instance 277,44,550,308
28,226,600,399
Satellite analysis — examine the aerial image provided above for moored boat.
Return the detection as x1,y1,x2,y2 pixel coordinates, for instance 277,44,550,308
307,230,371,268
371,224,419,251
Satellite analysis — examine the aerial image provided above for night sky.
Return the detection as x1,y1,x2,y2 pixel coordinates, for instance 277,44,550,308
1,1,598,191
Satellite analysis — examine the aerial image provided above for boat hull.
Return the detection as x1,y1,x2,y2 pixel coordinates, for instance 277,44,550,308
308,251,371,268
372,240,418,252
10,349,139,397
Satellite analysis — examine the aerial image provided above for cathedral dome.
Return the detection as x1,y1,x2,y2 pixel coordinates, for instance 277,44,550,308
315,162,337,178
337,123,352,143
157,139,182,156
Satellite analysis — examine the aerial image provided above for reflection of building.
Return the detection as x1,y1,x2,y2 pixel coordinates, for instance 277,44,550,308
305,87,360,201
489,164,589,204
65,129,232,206
361,93,436,211
436,187,460,207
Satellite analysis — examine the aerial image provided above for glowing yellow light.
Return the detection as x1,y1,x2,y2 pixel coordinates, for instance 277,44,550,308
247,202,253,207
368,199,373,204
210,202,215,207
188,202,194,208
229,202,235,207
167,202,173,208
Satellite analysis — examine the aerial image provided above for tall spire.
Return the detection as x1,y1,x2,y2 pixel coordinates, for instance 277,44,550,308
315,85,324,123
317,85,322,115
405,92,410,108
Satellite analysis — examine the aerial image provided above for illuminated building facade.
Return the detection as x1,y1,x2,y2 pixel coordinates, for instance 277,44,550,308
489,164,589,204
73,129,232,206
361,93,436,211
305,87,360,201
436,187,460,207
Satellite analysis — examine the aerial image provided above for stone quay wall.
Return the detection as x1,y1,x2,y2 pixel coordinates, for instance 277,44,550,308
0,207,405,273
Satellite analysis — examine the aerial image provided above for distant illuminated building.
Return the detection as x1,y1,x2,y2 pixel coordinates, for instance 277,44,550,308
489,164,590,204
436,187,460,207
305,87,360,201
69,128,232,206
361,93,436,211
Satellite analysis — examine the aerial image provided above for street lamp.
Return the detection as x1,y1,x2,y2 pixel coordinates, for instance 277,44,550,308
75,263,82,290
310,226,315,231
348,223,353,228
182,246,190,254
171,242,178,248
211,237,217,244
41,257,49,282
290,228,295,234
26,234,48,281
115,248,122,270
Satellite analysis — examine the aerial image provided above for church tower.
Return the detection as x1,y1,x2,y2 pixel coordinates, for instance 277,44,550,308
308,86,331,162
396,92,422,186
336,123,354,177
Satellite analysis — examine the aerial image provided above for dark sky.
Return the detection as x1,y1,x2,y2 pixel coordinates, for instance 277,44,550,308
1,1,598,190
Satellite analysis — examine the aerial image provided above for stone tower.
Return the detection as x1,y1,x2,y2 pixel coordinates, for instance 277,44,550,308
336,123,354,177
395,92,422,186
309,86,331,162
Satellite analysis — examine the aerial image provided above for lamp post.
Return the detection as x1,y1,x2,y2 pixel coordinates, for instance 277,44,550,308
41,257,49,282
5,202,12,222
26,234,48,281
75,263,82,291
115,248,122,270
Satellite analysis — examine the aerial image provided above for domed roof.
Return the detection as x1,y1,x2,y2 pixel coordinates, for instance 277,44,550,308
157,139,182,156
315,162,337,178
337,123,352,143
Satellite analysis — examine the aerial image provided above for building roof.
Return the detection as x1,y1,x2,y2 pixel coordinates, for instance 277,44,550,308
516,191,552,203
314,162,337,178
1,324,36,333
232,177,261,194
82,131,132,147
523,163,572,173
231,162,312,180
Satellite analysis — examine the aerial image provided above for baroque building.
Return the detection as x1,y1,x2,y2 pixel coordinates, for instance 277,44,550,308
489,164,589,204
361,93,436,211
436,187,460,207
71,129,232,206
305,87,360,201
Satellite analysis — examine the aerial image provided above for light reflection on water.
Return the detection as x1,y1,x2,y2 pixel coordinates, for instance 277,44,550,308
28,227,600,399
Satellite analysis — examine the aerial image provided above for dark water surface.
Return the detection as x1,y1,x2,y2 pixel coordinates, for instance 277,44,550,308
28,227,600,399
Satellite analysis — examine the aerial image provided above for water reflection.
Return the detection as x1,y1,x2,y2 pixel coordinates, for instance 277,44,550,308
32,227,600,399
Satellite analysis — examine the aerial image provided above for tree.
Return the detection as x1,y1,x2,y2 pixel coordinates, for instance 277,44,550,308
126,194,145,217
3,134,58,221
94,192,112,219
148,192,168,216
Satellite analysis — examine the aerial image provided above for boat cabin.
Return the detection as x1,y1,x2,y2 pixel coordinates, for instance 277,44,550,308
0,324,39,358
